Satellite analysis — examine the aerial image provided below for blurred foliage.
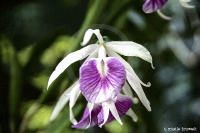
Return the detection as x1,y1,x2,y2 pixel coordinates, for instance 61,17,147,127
0,0,200,133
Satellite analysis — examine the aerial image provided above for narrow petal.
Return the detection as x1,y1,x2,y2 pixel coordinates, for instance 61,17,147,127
98,94,133,126
106,49,151,87
179,0,194,8
122,81,134,98
72,104,102,129
142,0,168,13
179,0,191,2
50,81,77,121
98,102,110,128
84,48,98,62
93,29,104,44
69,84,81,124
157,10,172,20
79,57,126,103
105,100,123,125
87,103,94,128
106,41,154,69
126,109,138,122
81,29,94,46
47,44,99,89
126,70,151,111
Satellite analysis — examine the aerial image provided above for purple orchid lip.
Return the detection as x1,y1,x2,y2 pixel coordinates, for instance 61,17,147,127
72,94,133,129
79,57,126,104
142,0,168,13
72,104,102,129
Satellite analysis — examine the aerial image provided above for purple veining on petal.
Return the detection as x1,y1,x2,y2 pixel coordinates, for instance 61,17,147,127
142,0,168,13
97,94,133,126
72,105,101,129
79,57,126,103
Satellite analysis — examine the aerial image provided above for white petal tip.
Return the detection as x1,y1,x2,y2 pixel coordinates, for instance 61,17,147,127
134,118,138,122
49,117,54,122
80,43,85,46
133,115,138,122
141,82,151,87
146,82,151,87
157,10,172,21
151,63,156,69
133,97,139,104
81,29,94,46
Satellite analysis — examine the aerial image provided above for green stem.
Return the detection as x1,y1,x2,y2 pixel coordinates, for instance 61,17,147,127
8,42,23,133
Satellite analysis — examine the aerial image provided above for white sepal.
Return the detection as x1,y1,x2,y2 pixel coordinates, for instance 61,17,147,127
81,29,94,46
179,0,194,8
106,41,155,69
126,109,138,122
126,70,151,111
106,100,123,125
99,102,109,128
50,81,77,121
86,103,94,129
122,82,134,98
69,84,81,124
157,10,172,20
47,44,98,89
106,48,151,87
93,29,104,44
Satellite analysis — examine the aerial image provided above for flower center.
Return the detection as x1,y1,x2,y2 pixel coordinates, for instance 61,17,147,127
97,59,108,78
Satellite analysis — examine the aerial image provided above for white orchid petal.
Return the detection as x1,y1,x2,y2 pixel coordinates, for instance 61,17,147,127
126,109,138,122
99,102,109,128
47,44,99,89
106,41,154,69
133,97,139,104
126,70,151,111
69,84,80,108
69,84,81,124
84,48,99,62
179,0,191,2
157,10,172,20
50,81,78,121
86,103,94,129
81,29,94,46
106,100,123,125
122,82,134,98
106,49,151,87
93,29,104,44
70,108,77,124
179,1,194,8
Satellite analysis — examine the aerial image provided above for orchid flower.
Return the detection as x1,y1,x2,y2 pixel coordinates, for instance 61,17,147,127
142,0,194,14
142,0,168,13
47,29,154,128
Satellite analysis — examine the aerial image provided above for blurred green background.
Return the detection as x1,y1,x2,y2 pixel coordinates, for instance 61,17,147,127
0,0,200,133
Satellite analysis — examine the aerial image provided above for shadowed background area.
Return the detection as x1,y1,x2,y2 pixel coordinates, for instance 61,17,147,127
0,0,200,133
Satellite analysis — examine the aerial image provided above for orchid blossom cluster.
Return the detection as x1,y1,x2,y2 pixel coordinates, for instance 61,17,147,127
47,29,154,129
